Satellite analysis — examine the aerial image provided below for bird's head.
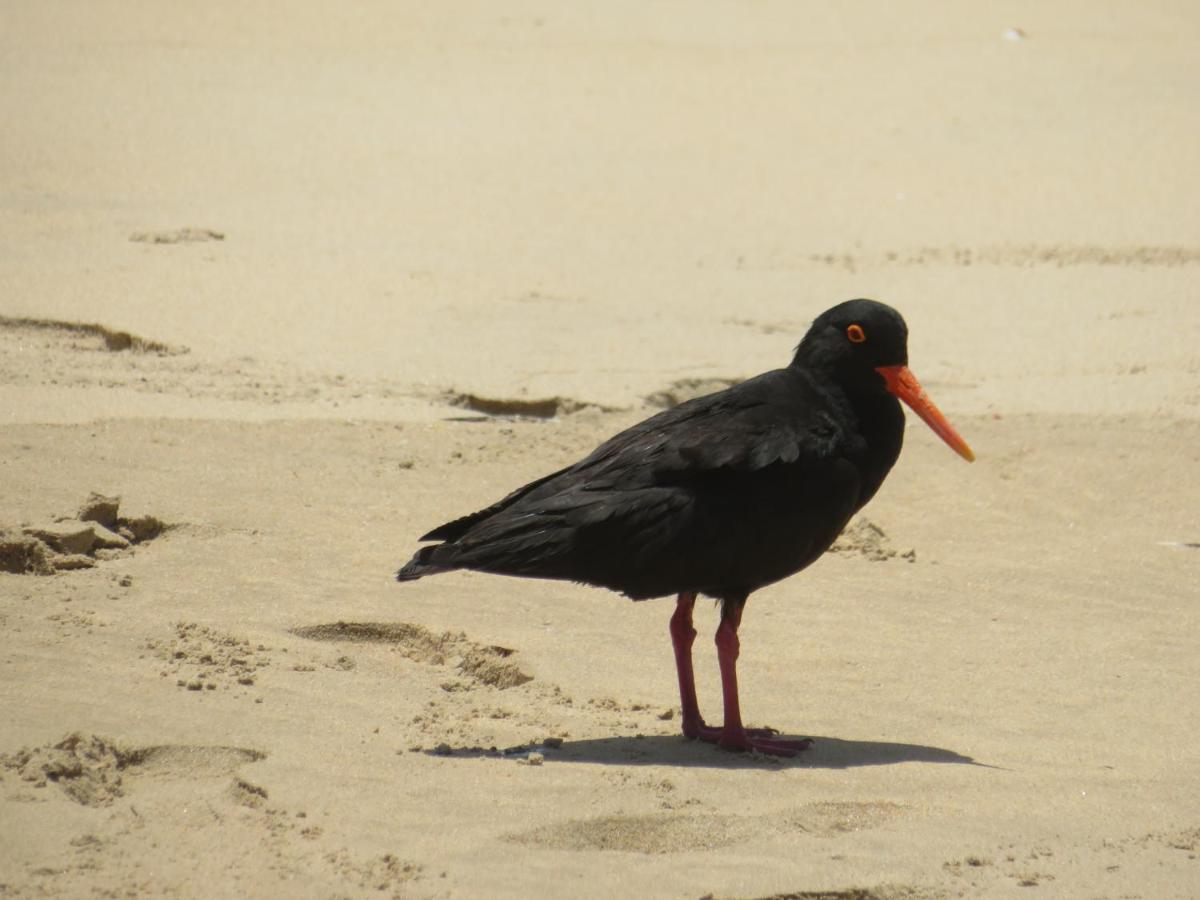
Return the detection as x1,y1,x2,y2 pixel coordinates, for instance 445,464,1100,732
796,299,975,462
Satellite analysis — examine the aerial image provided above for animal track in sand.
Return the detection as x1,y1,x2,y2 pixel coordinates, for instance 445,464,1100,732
292,621,533,689
0,732,265,807
505,801,904,854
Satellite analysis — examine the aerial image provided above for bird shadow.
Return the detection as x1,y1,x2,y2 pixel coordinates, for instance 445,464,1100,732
424,733,996,771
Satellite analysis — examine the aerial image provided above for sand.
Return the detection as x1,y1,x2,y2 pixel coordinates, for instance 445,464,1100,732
2,3,1199,898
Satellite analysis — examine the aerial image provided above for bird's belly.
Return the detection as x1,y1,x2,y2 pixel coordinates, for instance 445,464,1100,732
633,467,862,600
684,503,846,598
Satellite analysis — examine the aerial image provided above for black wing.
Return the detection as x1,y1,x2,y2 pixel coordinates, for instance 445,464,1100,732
420,367,848,533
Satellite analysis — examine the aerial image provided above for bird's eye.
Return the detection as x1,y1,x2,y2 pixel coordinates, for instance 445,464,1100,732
846,324,867,343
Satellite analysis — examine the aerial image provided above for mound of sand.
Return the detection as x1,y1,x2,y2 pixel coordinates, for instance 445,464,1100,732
2,733,133,807
0,493,165,574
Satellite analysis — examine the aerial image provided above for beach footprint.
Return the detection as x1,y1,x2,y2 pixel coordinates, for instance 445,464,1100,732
291,620,533,689
504,801,904,855
1,732,265,807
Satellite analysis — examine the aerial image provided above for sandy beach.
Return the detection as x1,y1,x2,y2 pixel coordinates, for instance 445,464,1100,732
3,3,1199,897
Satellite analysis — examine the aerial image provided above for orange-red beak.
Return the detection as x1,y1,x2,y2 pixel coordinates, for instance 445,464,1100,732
876,365,975,462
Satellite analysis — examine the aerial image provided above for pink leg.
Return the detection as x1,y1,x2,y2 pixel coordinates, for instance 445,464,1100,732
669,594,811,756
669,592,708,739
715,603,812,756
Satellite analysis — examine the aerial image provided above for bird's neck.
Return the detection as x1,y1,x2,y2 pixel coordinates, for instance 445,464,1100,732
847,386,905,505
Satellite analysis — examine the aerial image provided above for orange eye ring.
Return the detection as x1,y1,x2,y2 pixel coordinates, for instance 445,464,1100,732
846,324,867,343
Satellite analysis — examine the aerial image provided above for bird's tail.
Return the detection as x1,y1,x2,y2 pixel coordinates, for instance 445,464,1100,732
395,545,456,582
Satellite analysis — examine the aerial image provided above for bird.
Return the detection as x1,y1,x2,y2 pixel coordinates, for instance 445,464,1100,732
397,299,974,756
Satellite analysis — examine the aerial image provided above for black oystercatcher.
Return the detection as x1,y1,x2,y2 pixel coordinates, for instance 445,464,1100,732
398,299,974,756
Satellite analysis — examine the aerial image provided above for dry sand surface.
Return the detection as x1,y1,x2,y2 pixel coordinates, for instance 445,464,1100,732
3,3,1199,898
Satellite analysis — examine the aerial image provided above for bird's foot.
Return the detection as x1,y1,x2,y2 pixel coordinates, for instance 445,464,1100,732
717,729,813,757
682,719,811,757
